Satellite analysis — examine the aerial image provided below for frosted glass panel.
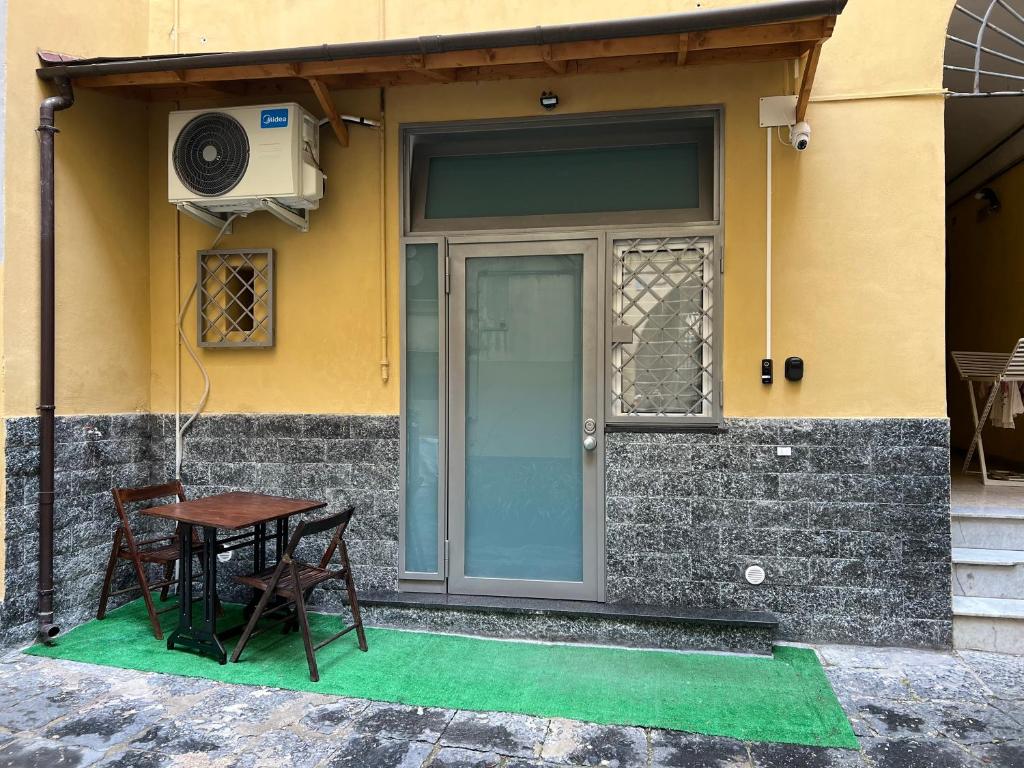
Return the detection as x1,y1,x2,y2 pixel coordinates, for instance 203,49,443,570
426,144,699,219
464,254,583,581
404,243,439,573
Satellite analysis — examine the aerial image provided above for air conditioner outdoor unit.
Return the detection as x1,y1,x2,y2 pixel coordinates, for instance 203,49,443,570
168,103,324,223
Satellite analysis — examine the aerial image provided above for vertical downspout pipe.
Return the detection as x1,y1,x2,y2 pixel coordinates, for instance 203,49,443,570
36,77,74,645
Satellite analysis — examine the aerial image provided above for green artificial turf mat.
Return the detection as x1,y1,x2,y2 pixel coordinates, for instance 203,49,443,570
27,598,858,748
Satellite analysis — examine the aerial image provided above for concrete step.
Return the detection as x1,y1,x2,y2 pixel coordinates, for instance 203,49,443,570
347,591,778,655
952,548,1024,599
953,596,1024,654
950,509,1024,550
952,547,1024,565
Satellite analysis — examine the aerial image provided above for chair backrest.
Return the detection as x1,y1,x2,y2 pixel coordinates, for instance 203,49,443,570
284,505,355,568
111,480,189,552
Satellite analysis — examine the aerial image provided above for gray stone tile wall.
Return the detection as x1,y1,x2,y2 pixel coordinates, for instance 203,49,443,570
0,413,399,648
147,413,400,604
605,418,952,648
2,414,951,650
2,415,156,647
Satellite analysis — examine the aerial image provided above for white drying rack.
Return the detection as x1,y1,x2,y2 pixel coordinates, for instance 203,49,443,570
952,339,1024,486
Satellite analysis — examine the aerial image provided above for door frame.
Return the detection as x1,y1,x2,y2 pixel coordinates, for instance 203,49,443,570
398,107,724,599
446,235,603,600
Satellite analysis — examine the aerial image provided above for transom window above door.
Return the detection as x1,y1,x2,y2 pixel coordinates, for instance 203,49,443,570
404,111,718,233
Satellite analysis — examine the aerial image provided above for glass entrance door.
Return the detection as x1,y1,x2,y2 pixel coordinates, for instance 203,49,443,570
448,239,599,599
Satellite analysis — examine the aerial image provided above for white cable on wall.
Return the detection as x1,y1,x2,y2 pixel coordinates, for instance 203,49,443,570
174,213,239,478
766,127,772,360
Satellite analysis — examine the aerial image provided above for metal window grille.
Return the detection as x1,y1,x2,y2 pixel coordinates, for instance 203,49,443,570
610,236,715,419
197,249,274,348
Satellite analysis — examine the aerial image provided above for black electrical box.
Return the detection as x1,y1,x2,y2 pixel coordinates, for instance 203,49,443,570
785,357,804,382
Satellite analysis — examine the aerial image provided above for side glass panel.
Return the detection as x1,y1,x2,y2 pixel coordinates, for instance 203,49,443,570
464,254,584,581
404,243,440,574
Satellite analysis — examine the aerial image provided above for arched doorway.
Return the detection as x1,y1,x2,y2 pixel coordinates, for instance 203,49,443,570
944,0,1024,653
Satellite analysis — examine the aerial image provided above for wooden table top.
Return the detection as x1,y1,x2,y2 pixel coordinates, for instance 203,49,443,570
141,491,326,530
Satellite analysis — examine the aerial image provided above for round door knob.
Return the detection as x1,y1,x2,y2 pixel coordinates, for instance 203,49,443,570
583,435,597,451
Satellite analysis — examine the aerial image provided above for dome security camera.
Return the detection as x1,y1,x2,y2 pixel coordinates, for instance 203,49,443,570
790,121,812,151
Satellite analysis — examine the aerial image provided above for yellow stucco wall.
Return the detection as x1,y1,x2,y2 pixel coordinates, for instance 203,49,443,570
5,0,959,424
141,0,954,420
3,1,152,419
946,162,1024,464
0,0,152,598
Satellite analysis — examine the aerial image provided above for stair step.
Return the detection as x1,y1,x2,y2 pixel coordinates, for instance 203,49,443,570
951,516,1024,550
351,591,777,656
952,547,1024,566
953,595,1024,620
951,507,1024,521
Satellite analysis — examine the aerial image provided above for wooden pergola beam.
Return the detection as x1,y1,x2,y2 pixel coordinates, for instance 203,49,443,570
306,77,349,147
542,45,568,74
795,41,823,122
677,34,690,66
72,17,836,94
795,17,834,121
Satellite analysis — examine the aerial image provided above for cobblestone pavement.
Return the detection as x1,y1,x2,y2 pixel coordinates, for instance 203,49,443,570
0,643,1020,767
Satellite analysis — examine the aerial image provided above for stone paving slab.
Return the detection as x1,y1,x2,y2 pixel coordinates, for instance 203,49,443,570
0,643,1021,767
748,742,872,767
299,698,373,735
93,750,173,768
859,736,982,767
43,696,166,752
650,731,751,767
958,651,1024,702
0,735,104,767
354,702,456,743
320,733,434,768
430,746,504,767
440,712,548,760
540,719,648,767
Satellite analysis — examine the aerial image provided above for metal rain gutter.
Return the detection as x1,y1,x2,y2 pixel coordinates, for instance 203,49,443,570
36,0,848,80
36,76,75,645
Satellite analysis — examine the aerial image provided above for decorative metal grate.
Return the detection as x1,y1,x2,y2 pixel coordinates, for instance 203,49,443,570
946,1,1024,96
198,249,274,348
610,236,716,419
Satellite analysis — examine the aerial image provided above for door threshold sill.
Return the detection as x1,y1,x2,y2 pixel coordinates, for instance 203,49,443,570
355,590,777,629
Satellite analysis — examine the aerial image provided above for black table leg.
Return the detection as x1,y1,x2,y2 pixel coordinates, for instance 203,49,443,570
256,520,268,573
165,525,226,664
275,517,294,632
276,517,288,560
243,523,267,620
167,524,193,651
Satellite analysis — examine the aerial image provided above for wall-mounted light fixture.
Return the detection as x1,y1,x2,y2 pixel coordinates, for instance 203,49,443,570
540,91,559,110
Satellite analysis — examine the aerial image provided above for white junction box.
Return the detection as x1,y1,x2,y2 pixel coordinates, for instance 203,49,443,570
759,95,798,128
168,102,324,214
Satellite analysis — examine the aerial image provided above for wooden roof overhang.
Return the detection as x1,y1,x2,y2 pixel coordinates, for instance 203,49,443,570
37,0,845,146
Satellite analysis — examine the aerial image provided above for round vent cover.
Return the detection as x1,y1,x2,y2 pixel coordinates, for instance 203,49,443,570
173,113,249,197
744,565,766,585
